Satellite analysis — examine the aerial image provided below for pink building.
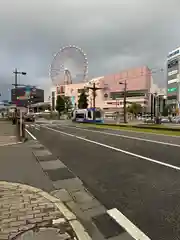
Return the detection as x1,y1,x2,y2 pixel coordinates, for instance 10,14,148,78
51,66,153,112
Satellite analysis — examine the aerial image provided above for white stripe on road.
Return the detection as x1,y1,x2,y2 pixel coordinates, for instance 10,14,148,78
58,125,180,148
43,126,180,171
0,142,22,147
25,129,37,140
107,208,150,240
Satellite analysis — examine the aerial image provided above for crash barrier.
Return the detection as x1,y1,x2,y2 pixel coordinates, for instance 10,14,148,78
79,122,180,132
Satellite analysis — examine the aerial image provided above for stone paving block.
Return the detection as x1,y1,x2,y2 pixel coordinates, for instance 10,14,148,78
18,214,34,220
78,199,101,211
46,168,75,181
92,213,125,239
33,149,52,157
66,201,86,220
40,160,66,170
71,190,94,203
51,189,73,202
37,154,58,162
1,217,17,224
83,205,106,218
53,178,84,192
10,220,26,227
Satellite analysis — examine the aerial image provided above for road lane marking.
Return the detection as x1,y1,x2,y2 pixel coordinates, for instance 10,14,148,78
25,129,37,140
0,142,22,147
57,125,180,148
107,208,150,240
43,126,180,171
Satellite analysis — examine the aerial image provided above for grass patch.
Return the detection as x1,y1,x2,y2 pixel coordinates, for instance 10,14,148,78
79,123,180,136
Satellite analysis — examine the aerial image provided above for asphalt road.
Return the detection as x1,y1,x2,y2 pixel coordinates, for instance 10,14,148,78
28,122,180,240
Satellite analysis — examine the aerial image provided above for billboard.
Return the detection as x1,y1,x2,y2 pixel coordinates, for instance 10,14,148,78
11,87,44,106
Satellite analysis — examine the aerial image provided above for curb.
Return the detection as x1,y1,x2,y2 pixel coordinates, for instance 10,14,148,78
0,181,92,240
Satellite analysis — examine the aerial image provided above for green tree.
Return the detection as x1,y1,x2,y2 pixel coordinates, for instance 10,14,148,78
127,103,142,116
78,90,88,109
162,104,172,116
56,95,65,119
64,96,72,113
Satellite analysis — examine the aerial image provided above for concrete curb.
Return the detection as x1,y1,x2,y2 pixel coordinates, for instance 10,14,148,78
0,181,92,240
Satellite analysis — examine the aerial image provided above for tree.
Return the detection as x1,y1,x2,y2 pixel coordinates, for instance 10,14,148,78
56,95,65,119
64,96,72,113
78,90,88,109
162,104,172,116
127,103,142,116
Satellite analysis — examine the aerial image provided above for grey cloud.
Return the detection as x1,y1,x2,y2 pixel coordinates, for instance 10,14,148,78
0,0,180,100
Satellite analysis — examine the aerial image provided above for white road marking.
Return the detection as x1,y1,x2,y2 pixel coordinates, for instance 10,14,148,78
0,142,22,147
25,129,37,140
35,127,40,131
57,125,180,148
107,208,151,240
43,126,180,171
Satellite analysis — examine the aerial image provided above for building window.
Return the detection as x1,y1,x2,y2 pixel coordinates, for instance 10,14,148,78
110,91,146,99
87,111,92,118
168,60,178,68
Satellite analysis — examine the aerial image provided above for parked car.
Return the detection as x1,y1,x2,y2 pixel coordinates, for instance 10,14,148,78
24,113,35,122
172,117,180,124
160,117,170,123
144,118,155,123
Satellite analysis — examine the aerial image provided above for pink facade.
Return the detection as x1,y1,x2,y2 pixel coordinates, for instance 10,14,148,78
63,66,152,110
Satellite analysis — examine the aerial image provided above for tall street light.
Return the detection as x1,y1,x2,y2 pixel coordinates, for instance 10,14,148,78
119,80,127,123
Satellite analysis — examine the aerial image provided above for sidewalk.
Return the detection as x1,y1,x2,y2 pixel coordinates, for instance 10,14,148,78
0,181,86,240
0,121,18,146
0,123,91,240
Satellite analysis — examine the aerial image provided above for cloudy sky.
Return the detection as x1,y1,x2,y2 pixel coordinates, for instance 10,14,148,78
0,0,180,100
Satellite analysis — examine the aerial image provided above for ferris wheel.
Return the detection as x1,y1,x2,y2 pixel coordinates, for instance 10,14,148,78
50,45,88,85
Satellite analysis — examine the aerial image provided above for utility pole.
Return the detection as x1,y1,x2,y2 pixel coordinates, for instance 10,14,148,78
150,93,154,120
119,80,127,123
123,80,127,123
85,82,103,120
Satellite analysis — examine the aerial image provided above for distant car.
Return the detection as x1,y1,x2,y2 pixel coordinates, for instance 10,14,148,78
144,118,155,123
172,117,180,124
160,117,170,123
24,113,35,122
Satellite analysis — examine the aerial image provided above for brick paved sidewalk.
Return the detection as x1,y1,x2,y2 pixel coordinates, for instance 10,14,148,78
0,181,90,240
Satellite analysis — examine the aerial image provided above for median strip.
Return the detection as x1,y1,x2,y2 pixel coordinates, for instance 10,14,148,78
78,123,180,136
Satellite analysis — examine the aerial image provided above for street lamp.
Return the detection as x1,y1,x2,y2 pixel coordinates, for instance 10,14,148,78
13,68,27,88
12,68,27,102
119,80,127,123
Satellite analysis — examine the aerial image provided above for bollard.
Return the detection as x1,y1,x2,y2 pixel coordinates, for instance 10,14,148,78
16,119,21,141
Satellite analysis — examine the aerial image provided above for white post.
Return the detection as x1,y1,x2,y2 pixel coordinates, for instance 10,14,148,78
20,110,22,138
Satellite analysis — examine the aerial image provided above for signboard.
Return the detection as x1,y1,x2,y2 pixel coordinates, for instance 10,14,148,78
168,87,177,92
71,96,75,107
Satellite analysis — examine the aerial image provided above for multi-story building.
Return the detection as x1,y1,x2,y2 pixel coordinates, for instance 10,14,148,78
167,47,180,111
51,66,164,113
